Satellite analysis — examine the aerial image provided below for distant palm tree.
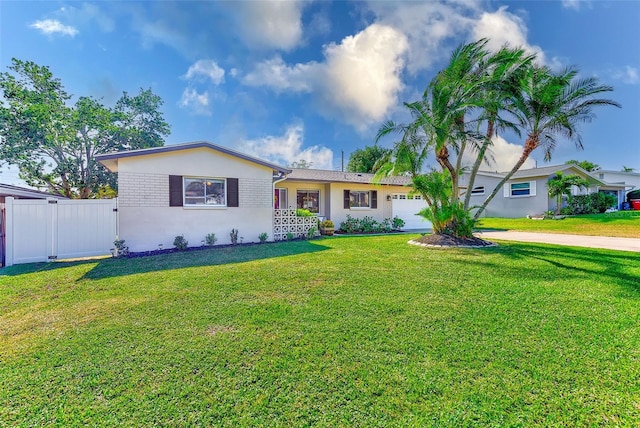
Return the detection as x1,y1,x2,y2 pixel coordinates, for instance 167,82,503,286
547,172,589,215
473,65,620,220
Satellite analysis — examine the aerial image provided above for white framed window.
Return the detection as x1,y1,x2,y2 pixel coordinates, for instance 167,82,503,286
505,181,536,198
350,191,371,208
274,188,288,209
297,190,319,213
471,186,485,195
413,194,422,200
399,194,407,200
184,177,226,206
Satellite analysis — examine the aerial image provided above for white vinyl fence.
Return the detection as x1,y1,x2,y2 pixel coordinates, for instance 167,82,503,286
3,197,117,266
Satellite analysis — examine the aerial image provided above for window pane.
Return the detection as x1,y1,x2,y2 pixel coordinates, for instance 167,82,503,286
471,186,485,195
297,190,319,213
184,178,205,197
205,180,225,205
184,177,226,206
511,182,530,196
349,191,370,208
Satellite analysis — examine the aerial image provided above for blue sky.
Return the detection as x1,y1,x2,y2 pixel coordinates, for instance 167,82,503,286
1,0,639,185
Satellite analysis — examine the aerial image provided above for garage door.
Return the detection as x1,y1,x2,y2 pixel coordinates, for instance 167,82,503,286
391,194,432,230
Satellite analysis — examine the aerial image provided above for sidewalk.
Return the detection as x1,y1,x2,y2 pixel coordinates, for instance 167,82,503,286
475,231,640,253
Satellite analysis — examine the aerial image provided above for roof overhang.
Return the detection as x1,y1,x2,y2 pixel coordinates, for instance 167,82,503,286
96,141,291,175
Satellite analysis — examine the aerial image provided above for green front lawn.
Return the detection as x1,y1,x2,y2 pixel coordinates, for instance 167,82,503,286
2,236,639,426
477,212,640,238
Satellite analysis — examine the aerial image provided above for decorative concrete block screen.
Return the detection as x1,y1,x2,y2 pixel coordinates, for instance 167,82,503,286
273,209,319,241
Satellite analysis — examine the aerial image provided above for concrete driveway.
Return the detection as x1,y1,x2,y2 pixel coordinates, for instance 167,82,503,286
475,231,640,253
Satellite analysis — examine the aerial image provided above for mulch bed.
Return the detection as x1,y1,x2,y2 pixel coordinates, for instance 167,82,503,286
409,233,495,248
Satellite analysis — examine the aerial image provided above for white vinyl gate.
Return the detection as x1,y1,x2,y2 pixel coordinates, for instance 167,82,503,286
3,197,117,266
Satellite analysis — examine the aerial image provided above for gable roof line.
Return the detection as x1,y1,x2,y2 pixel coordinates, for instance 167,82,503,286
96,141,291,174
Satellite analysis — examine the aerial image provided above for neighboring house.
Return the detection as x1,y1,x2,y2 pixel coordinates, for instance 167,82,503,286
462,164,627,217
593,170,640,199
0,183,67,202
277,168,429,230
97,141,630,252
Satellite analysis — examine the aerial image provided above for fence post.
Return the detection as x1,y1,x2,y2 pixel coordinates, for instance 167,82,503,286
5,197,13,267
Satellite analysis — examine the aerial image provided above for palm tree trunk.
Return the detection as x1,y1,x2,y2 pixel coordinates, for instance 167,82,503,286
464,120,494,209
436,146,459,203
473,135,539,220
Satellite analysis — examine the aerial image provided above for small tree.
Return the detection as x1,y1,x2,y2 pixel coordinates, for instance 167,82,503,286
566,160,600,172
547,172,589,215
347,145,391,173
290,159,313,169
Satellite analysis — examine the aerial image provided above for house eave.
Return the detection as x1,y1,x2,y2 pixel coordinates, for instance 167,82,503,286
96,141,291,175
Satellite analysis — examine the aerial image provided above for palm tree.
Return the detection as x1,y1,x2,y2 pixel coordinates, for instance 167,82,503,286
463,46,536,210
473,64,620,220
376,41,489,236
547,172,589,215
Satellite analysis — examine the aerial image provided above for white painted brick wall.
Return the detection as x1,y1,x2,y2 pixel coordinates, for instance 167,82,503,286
239,178,273,208
118,172,169,207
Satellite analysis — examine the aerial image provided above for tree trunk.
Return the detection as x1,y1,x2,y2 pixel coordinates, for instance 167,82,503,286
464,120,494,210
473,134,539,220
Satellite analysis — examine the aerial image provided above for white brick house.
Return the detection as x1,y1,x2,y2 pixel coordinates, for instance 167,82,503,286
97,141,291,252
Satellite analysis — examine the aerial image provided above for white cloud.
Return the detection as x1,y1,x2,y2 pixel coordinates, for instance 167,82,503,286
184,60,225,85
369,1,478,73
472,6,550,65
462,135,535,172
612,66,639,85
233,0,306,51
561,0,582,10
59,4,114,32
239,124,334,170
179,88,211,116
243,23,408,130
29,19,78,37
320,24,409,129
242,56,316,93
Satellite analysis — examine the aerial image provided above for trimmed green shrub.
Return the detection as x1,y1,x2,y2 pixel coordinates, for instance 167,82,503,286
173,235,188,251
205,233,217,246
568,193,616,214
296,208,315,217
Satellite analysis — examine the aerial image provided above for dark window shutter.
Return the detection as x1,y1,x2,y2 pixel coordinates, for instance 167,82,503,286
227,178,239,207
344,190,350,209
371,190,377,209
169,175,183,207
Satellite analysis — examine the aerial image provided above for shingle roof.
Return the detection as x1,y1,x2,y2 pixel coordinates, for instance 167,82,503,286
509,164,606,185
285,168,412,186
510,164,583,179
96,141,291,174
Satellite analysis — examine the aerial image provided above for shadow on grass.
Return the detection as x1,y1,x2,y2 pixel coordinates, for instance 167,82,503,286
1,240,330,279
477,243,640,295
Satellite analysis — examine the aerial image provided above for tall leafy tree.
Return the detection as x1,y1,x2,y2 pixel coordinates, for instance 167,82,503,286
346,145,391,173
547,172,589,215
0,58,170,198
565,159,600,172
